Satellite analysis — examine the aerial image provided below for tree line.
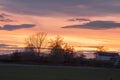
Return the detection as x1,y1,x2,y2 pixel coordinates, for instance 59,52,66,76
0,32,120,68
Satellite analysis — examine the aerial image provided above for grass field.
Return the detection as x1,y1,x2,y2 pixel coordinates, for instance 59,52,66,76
0,64,120,80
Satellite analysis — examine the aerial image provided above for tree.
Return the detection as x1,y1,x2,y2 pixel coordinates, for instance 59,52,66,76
97,46,107,52
25,32,47,56
48,36,74,64
11,50,21,62
63,43,74,63
48,36,64,63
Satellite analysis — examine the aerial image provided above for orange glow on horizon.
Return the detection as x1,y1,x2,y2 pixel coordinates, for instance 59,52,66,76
0,11,120,52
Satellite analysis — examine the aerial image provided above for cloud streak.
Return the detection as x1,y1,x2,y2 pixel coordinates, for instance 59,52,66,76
0,24,35,31
0,13,13,22
0,44,17,48
0,44,9,48
68,18,90,22
62,21,120,30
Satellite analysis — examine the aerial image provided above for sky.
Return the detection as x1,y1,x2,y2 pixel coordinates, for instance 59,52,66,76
0,0,120,53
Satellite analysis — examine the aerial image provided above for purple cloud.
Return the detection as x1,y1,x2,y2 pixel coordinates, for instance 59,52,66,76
0,24,35,31
62,20,120,30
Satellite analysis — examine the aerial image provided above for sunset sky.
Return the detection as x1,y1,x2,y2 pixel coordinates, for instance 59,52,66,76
0,0,120,53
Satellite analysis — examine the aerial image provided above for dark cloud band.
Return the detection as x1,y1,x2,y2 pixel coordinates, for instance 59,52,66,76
62,20,120,30
0,24,35,31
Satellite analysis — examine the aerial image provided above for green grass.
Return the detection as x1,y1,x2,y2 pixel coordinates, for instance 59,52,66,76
0,64,120,80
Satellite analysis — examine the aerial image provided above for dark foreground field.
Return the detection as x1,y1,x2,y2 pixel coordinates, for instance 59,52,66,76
0,64,120,80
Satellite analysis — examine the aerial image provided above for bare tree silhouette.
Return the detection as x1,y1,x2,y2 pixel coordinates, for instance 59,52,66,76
97,46,106,52
25,32,47,56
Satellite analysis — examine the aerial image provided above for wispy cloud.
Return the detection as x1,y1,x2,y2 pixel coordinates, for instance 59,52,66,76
0,13,13,22
0,44,17,48
0,24,35,31
62,20,120,30
68,18,90,22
